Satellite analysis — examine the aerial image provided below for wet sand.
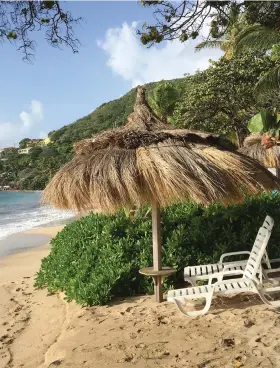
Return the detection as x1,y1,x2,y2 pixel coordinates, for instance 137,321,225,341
0,226,65,258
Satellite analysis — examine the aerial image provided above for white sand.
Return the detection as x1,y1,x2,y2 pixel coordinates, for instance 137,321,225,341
0,226,280,368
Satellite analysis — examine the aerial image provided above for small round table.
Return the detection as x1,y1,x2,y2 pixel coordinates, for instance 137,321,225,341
139,267,177,302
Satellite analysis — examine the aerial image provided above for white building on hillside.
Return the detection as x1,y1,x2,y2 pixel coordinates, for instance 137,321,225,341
18,147,32,154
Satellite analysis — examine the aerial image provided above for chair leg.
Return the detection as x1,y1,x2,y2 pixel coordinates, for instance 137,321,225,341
173,294,213,317
185,277,197,286
252,284,280,308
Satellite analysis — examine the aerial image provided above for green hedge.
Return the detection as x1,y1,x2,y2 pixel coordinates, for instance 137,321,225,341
35,193,280,306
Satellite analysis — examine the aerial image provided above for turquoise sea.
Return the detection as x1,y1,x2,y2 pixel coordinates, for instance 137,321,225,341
0,191,74,240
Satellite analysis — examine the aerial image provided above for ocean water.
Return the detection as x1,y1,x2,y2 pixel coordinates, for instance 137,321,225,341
0,192,74,240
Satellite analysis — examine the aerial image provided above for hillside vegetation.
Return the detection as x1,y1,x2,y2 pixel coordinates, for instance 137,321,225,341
49,88,138,145
0,51,278,190
0,78,186,190
48,78,186,144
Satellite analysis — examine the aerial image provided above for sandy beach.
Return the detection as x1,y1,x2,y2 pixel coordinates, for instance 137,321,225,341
0,225,66,258
0,226,280,368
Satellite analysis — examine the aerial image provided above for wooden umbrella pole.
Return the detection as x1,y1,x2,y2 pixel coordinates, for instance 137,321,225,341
151,199,163,303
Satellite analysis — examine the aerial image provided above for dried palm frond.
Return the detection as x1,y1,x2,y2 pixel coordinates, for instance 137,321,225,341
240,140,280,168
243,133,262,147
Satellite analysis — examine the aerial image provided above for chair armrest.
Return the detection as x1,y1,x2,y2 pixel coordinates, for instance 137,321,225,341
265,267,280,274
219,251,251,263
264,268,280,281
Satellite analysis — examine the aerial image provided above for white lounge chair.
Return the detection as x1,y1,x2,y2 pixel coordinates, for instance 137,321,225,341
168,227,280,317
184,216,279,286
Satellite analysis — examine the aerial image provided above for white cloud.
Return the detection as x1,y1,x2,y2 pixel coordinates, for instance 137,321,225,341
19,100,44,129
97,22,223,87
0,100,44,148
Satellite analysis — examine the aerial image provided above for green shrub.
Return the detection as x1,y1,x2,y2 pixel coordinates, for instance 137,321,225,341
35,192,280,306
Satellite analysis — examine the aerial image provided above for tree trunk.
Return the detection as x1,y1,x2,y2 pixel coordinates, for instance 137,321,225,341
234,127,246,148
235,129,242,148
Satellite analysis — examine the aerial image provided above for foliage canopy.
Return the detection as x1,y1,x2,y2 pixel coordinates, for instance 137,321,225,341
139,1,280,47
174,52,277,147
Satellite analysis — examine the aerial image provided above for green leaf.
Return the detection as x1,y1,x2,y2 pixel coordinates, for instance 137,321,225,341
277,113,280,124
248,112,265,133
248,110,276,133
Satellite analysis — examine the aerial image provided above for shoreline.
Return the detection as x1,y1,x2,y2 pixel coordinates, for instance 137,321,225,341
0,224,68,258
0,189,43,192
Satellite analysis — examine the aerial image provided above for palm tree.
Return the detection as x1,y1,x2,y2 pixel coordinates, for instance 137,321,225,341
148,82,179,124
195,5,245,60
195,24,242,60
234,24,280,96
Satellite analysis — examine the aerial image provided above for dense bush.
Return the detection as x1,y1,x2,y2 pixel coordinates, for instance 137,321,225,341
35,193,280,306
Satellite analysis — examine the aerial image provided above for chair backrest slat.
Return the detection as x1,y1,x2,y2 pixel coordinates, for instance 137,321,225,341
262,215,274,232
261,215,274,269
243,227,271,281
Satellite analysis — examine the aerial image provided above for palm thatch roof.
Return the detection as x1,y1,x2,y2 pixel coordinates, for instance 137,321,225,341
239,133,280,168
43,88,279,213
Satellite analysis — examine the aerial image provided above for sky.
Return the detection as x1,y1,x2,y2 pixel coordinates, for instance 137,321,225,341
0,1,222,148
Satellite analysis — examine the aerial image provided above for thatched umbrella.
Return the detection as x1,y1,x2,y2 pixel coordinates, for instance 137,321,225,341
43,88,280,303
239,133,280,177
